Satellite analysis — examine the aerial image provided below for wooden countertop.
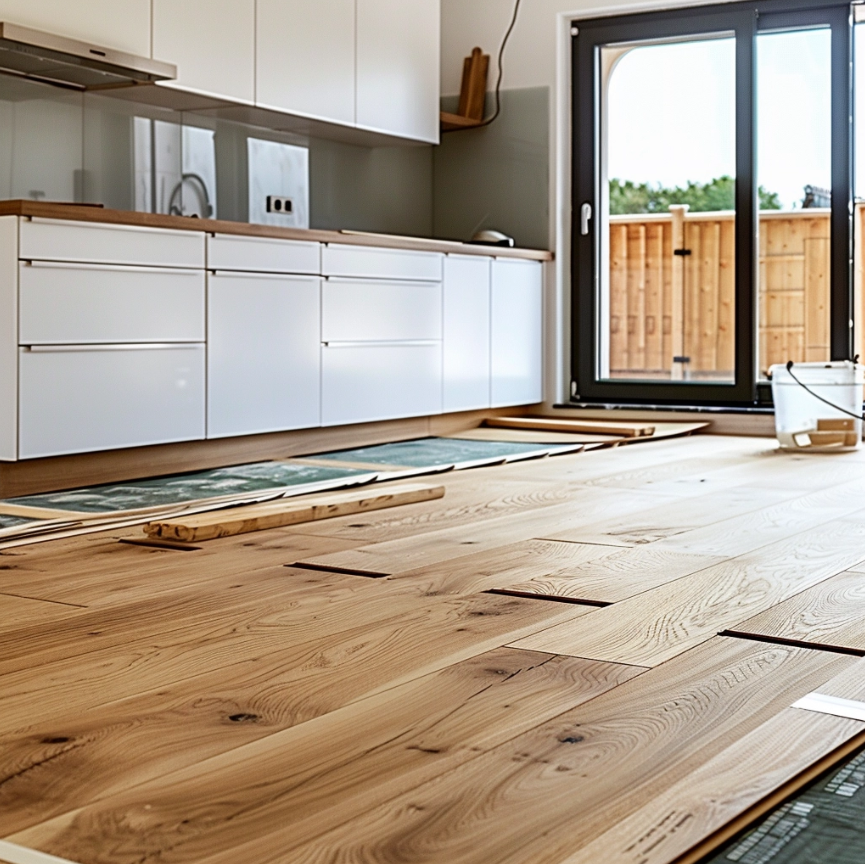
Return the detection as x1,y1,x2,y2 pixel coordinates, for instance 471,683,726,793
0,201,553,262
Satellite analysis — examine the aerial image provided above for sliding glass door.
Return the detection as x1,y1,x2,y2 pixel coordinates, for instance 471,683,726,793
571,1,852,406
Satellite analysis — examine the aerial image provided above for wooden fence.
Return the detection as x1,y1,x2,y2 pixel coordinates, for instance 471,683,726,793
607,206,843,378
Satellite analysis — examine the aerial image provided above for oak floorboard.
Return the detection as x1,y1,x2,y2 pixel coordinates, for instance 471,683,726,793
0,528,358,608
545,483,796,547
496,545,722,604
0,590,582,737
295,486,685,576
728,567,865,652
3,649,642,857
653,479,865,558
560,655,865,864
0,594,86,627
512,518,865,667
168,639,858,864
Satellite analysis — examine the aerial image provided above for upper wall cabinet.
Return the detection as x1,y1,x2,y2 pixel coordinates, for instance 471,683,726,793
0,0,151,55
356,0,440,144
153,0,255,104
256,0,355,125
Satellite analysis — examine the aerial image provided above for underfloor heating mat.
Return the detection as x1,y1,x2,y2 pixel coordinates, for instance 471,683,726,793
702,746,865,864
4,461,376,514
310,436,584,475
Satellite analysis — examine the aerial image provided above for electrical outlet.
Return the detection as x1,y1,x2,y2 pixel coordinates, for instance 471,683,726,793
266,195,294,215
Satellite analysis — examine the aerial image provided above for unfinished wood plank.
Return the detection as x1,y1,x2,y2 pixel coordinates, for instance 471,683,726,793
446,427,617,445
485,417,655,438
513,517,865,667
185,639,858,864
0,594,86,628
4,649,641,854
144,483,445,542
728,568,865,652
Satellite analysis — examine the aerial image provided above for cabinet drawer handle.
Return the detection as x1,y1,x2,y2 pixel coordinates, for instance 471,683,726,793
22,343,203,353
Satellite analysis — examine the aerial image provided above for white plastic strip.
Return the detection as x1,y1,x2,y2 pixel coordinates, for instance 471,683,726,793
792,693,865,722
0,840,80,864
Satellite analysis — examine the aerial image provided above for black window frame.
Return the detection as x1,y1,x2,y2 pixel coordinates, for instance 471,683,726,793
570,0,853,408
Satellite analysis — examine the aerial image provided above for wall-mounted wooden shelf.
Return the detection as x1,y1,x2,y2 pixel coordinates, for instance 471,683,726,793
440,111,485,132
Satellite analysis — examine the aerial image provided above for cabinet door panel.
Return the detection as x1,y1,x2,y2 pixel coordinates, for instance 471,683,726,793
19,345,205,458
256,0,355,125
208,273,321,438
323,279,442,343
356,0,440,142
0,0,151,55
322,343,442,426
443,255,491,413
153,0,254,103
491,259,543,407
19,263,205,344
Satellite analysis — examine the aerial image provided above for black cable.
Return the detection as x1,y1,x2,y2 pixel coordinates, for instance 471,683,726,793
784,360,865,422
446,0,522,132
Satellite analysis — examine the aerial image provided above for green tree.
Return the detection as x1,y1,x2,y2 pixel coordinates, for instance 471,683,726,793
609,176,782,215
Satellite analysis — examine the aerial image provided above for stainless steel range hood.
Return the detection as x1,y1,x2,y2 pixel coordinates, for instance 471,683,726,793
0,22,176,90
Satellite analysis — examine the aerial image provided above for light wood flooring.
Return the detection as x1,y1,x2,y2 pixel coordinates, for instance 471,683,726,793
4,433,865,864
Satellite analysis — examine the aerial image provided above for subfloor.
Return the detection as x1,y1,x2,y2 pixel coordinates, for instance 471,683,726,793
4,433,865,864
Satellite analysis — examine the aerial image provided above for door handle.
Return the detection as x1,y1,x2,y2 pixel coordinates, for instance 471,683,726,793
580,202,593,236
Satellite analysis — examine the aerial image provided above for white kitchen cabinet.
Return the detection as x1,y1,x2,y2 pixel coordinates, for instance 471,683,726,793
256,0,355,125
491,259,543,407
19,262,205,345
18,344,205,458
0,0,151,56
322,343,442,426
208,272,321,438
153,0,255,104
322,279,442,343
443,255,491,413
0,217,16,461
356,0,440,143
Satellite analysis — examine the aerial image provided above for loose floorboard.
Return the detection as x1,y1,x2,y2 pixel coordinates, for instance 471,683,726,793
7,435,865,864
728,567,865,652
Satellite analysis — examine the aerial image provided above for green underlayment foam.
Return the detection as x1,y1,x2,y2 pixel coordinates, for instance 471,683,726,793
0,514,36,530
5,462,374,514
703,747,865,864
312,437,578,468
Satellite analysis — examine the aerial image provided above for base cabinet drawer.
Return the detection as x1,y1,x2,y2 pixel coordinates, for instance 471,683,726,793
19,262,205,344
20,219,205,268
322,343,442,426
19,345,205,458
208,235,320,274
207,272,321,438
322,244,442,281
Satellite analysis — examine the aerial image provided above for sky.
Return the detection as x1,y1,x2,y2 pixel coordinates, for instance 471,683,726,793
605,28,836,209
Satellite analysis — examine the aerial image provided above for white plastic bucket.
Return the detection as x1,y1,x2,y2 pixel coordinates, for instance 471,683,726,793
770,361,864,451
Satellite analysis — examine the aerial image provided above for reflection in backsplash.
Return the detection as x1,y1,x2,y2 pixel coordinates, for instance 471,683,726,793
0,73,433,235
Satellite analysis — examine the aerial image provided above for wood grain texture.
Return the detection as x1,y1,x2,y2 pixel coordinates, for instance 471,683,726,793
564,654,865,864
5,650,641,859
144,483,445,542
513,518,865,666
729,567,865,651
195,640,856,864
485,417,655,437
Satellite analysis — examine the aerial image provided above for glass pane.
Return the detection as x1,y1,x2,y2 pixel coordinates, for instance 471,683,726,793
855,22,865,365
756,28,831,379
599,35,736,383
